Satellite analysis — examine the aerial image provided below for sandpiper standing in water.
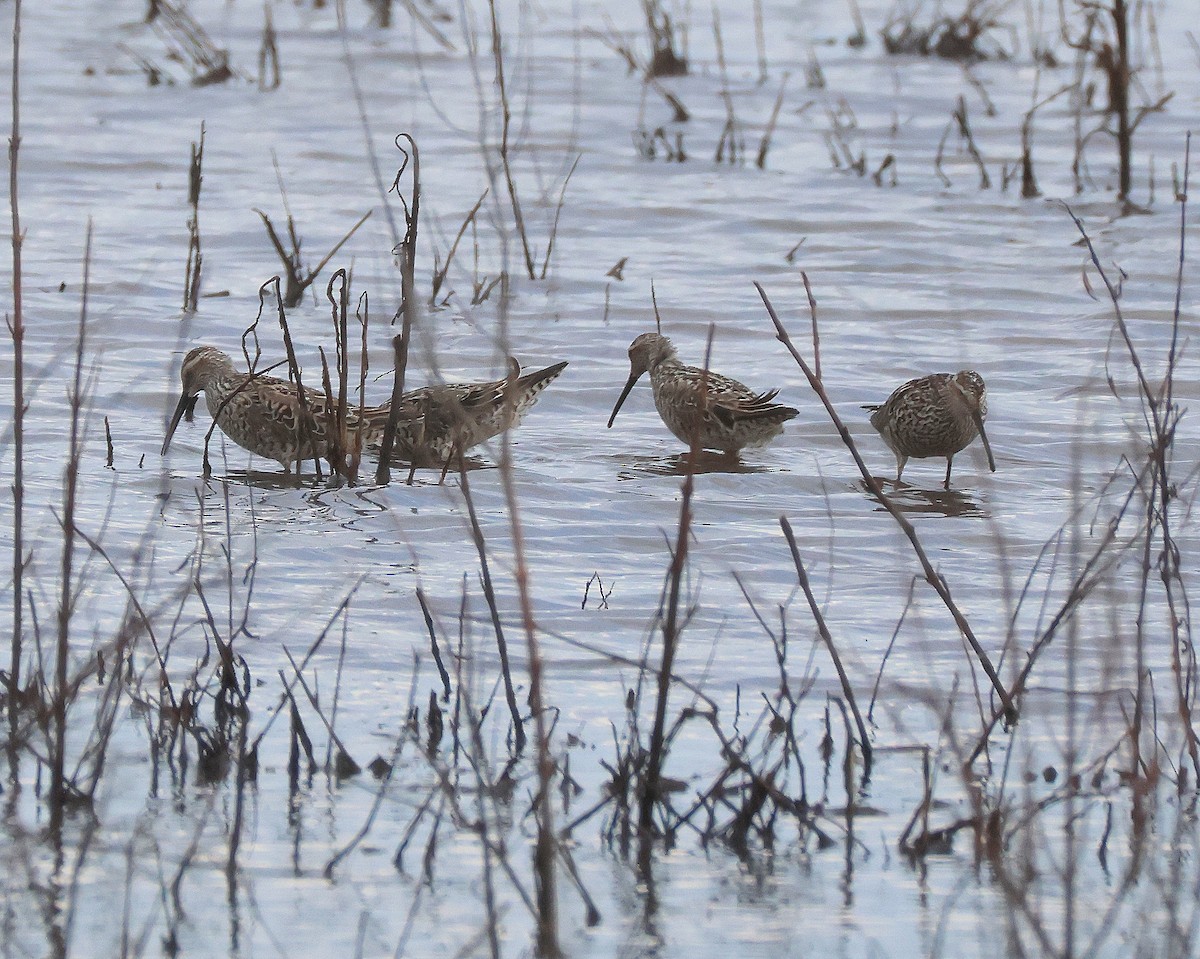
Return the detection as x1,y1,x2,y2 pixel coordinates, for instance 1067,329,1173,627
607,332,798,456
388,357,569,465
864,370,995,488
163,347,568,472
161,346,382,473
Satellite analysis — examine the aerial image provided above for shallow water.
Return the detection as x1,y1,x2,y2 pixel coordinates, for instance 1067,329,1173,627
1,0,1199,956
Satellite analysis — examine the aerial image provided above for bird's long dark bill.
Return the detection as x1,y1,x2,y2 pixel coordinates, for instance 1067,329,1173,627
161,393,199,455
973,410,996,472
606,372,642,429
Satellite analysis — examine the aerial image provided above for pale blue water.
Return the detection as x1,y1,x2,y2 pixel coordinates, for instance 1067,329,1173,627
0,0,1197,956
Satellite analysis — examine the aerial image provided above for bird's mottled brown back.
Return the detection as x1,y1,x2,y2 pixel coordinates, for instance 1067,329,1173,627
381,360,568,464
871,370,986,459
632,339,798,454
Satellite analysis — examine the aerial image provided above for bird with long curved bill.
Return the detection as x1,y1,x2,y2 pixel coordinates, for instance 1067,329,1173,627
863,370,995,488
607,332,798,456
163,346,568,472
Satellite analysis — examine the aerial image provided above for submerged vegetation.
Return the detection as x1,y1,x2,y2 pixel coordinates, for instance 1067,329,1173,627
2,0,1198,956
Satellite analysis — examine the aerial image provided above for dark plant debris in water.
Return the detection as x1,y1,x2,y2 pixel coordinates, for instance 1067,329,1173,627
882,0,1013,60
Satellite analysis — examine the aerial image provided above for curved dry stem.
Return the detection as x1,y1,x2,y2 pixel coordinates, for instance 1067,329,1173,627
755,282,1017,728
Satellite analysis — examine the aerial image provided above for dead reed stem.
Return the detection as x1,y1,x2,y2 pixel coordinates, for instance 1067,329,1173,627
255,202,371,309
1066,9,1097,194
647,76,689,122
416,588,452,700
712,7,742,165
472,742,504,959
337,0,404,249
1065,1,1172,207
539,155,580,280
756,283,1017,726
964,475,1144,766
801,270,820,381
1110,0,1132,200
183,123,204,311
356,291,369,473
321,269,358,484
182,483,258,891
1163,132,1189,425
257,5,280,92
487,0,537,280
152,0,231,85
496,437,560,957
753,0,768,81
248,583,364,761
457,461,527,754
953,95,991,189
637,327,712,870
281,648,359,774
846,0,867,46
642,0,688,77
323,679,418,879
1018,83,1073,200
1067,142,1199,783
51,221,93,833
266,278,323,478
7,0,24,752
779,517,873,773
755,74,789,170
375,135,419,485
430,189,488,306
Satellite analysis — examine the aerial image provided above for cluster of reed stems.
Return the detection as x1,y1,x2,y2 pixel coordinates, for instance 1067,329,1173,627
591,0,1174,206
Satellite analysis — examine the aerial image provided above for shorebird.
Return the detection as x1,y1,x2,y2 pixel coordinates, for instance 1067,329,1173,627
386,357,569,465
607,332,798,455
163,347,568,472
161,346,391,472
864,370,995,488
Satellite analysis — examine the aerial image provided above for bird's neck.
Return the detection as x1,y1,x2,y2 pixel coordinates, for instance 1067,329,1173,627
651,352,681,373
204,370,248,414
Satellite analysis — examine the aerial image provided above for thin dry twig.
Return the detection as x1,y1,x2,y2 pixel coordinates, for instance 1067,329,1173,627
637,326,714,869
50,221,94,833
376,135,420,485
182,123,204,310
756,283,1016,726
7,0,26,749
487,0,536,280
779,517,873,772
457,461,527,754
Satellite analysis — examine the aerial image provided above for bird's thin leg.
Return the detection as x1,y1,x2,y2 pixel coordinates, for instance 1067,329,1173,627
943,456,953,489
895,453,907,484
439,447,455,485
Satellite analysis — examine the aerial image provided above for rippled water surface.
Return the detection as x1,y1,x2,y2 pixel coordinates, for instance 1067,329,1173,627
2,0,1199,956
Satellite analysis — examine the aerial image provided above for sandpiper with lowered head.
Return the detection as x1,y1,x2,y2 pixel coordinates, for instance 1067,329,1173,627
864,370,995,488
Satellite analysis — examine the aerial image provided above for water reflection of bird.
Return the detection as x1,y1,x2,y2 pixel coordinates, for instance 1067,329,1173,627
162,346,568,472
864,370,995,488
607,332,798,455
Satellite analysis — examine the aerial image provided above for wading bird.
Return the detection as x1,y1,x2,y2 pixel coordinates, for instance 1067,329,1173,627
607,332,798,456
864,370,995,488
163,346,568,472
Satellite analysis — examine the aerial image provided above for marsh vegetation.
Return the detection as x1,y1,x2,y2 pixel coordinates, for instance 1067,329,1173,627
1,0,1198,956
